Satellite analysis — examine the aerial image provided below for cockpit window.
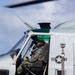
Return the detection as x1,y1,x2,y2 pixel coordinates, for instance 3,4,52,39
37,35,50,41
8,34,28,56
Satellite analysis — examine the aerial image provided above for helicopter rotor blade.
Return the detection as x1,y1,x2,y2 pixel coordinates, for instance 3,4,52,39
5,0,57,8
16,15,36,29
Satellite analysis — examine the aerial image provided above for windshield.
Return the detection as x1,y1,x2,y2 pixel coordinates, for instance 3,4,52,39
7,33,27,55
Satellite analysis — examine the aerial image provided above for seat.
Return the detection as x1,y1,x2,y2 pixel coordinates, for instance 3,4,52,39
23,43,49,75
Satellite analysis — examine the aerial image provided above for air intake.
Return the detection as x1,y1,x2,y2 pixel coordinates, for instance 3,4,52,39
38,22,51,29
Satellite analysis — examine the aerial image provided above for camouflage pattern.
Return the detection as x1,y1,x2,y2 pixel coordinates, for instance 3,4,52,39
17,48,43,75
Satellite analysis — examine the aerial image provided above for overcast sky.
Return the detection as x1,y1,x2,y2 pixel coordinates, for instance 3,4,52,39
0,0,75,54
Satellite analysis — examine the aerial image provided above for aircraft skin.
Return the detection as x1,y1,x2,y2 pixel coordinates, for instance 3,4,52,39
49,29,75,75
0,54,16,75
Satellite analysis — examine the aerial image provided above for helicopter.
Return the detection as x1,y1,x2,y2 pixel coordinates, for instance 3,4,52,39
0,0,75,75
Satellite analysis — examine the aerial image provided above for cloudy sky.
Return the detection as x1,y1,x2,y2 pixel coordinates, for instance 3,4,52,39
0,0,75,54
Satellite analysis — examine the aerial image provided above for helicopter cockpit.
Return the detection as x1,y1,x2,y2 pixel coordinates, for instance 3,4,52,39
6,28,50,75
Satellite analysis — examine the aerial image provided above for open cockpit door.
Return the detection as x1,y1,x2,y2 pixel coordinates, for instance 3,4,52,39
14,31,51,75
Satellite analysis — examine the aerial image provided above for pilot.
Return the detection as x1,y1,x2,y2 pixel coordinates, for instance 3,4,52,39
17,39,45,75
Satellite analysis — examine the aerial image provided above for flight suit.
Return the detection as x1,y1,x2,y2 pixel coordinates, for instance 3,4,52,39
17,48,43,75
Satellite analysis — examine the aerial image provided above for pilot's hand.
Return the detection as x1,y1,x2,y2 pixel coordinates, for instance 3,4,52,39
38,55,42,61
